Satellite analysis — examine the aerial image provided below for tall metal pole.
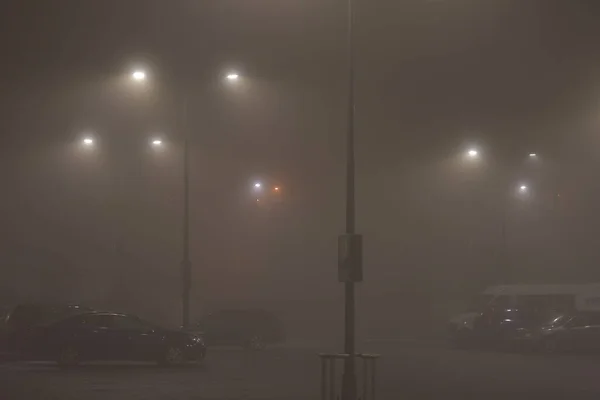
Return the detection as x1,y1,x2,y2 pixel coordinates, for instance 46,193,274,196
501,195,509,284
181,97,192,328
341,0,357,398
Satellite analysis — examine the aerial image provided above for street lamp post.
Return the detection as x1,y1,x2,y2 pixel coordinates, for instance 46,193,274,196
179,73,239,328
181,98,192,329
128,68,192,327
125,65,240,326
461,150,535,285
501,183,529,283
80,67,241,328
500,190,509,284
341,0,358,398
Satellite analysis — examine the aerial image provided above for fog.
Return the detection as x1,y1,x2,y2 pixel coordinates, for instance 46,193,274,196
2,0,600,343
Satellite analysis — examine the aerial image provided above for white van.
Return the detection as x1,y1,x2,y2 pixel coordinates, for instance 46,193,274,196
448,284,600,342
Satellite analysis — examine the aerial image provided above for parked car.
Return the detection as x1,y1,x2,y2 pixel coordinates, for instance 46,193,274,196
448,283,600,347
535,311,600,354
20,311,206,367
3,303,94,356
450,306,560,351
476,307,558,351
188,309,285,350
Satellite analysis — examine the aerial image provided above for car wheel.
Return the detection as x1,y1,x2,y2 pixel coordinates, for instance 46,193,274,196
57,345,80,368
159,345,185,366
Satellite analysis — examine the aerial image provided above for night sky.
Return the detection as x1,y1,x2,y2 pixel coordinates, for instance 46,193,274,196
1,0,600,327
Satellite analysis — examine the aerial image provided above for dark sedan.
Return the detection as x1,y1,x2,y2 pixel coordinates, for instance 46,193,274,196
21,312,206,367
536,312,600,353
456,307,558,351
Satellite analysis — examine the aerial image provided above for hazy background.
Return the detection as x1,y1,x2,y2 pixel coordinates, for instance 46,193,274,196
2,0,600,341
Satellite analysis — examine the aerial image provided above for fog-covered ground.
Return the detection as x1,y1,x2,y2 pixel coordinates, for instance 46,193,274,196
3,341,600,400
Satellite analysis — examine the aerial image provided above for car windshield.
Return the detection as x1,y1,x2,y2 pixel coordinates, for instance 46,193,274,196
8,305,90,327
543,314,571,328
467,294,495,312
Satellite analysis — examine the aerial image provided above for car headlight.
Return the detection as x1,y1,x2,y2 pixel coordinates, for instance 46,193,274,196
190,335,203,344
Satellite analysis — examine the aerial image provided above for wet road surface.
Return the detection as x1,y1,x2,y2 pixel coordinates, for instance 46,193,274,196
2,341,600,399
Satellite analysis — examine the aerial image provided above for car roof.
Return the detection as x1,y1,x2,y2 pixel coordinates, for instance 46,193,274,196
483,284,600,296
78,311,130,317
209,308,274,315
12,303,93,311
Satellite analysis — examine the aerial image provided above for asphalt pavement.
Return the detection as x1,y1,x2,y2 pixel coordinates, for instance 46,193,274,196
3,341,600,399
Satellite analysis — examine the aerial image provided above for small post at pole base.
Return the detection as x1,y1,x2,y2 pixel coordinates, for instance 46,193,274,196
341,371,357,400
181,259,191,328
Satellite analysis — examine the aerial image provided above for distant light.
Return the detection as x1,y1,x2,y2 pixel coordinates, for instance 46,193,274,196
226,73,240,81
467,149,478,158
132,70,146,82
82,137,94,146
519,185,528,192
151,139,163,146
274,186,280,192
254,182,262,189
529,153,537,158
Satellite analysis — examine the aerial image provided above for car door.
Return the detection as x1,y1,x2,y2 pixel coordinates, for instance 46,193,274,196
564,314,593,351
111,315,163,361
584,313,600,352
98,314,137,360
58,314,112,360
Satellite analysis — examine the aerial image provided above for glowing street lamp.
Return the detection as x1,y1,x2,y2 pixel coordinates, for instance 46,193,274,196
82,137,94,146
467,149,478,158
529,153,537,158
254,182,262,189
131,70,147,82
519,184,528,193
226,73,240,82
151,139,163,147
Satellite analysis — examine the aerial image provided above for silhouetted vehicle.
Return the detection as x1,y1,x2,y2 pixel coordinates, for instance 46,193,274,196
19,311,206,367
189,309,285,350
469,307,554,351
448,284,600,349
3,303,93,355
535,311,600,354
451,306,600,354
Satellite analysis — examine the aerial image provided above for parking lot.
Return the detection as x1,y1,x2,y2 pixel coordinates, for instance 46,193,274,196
4,340,600,399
